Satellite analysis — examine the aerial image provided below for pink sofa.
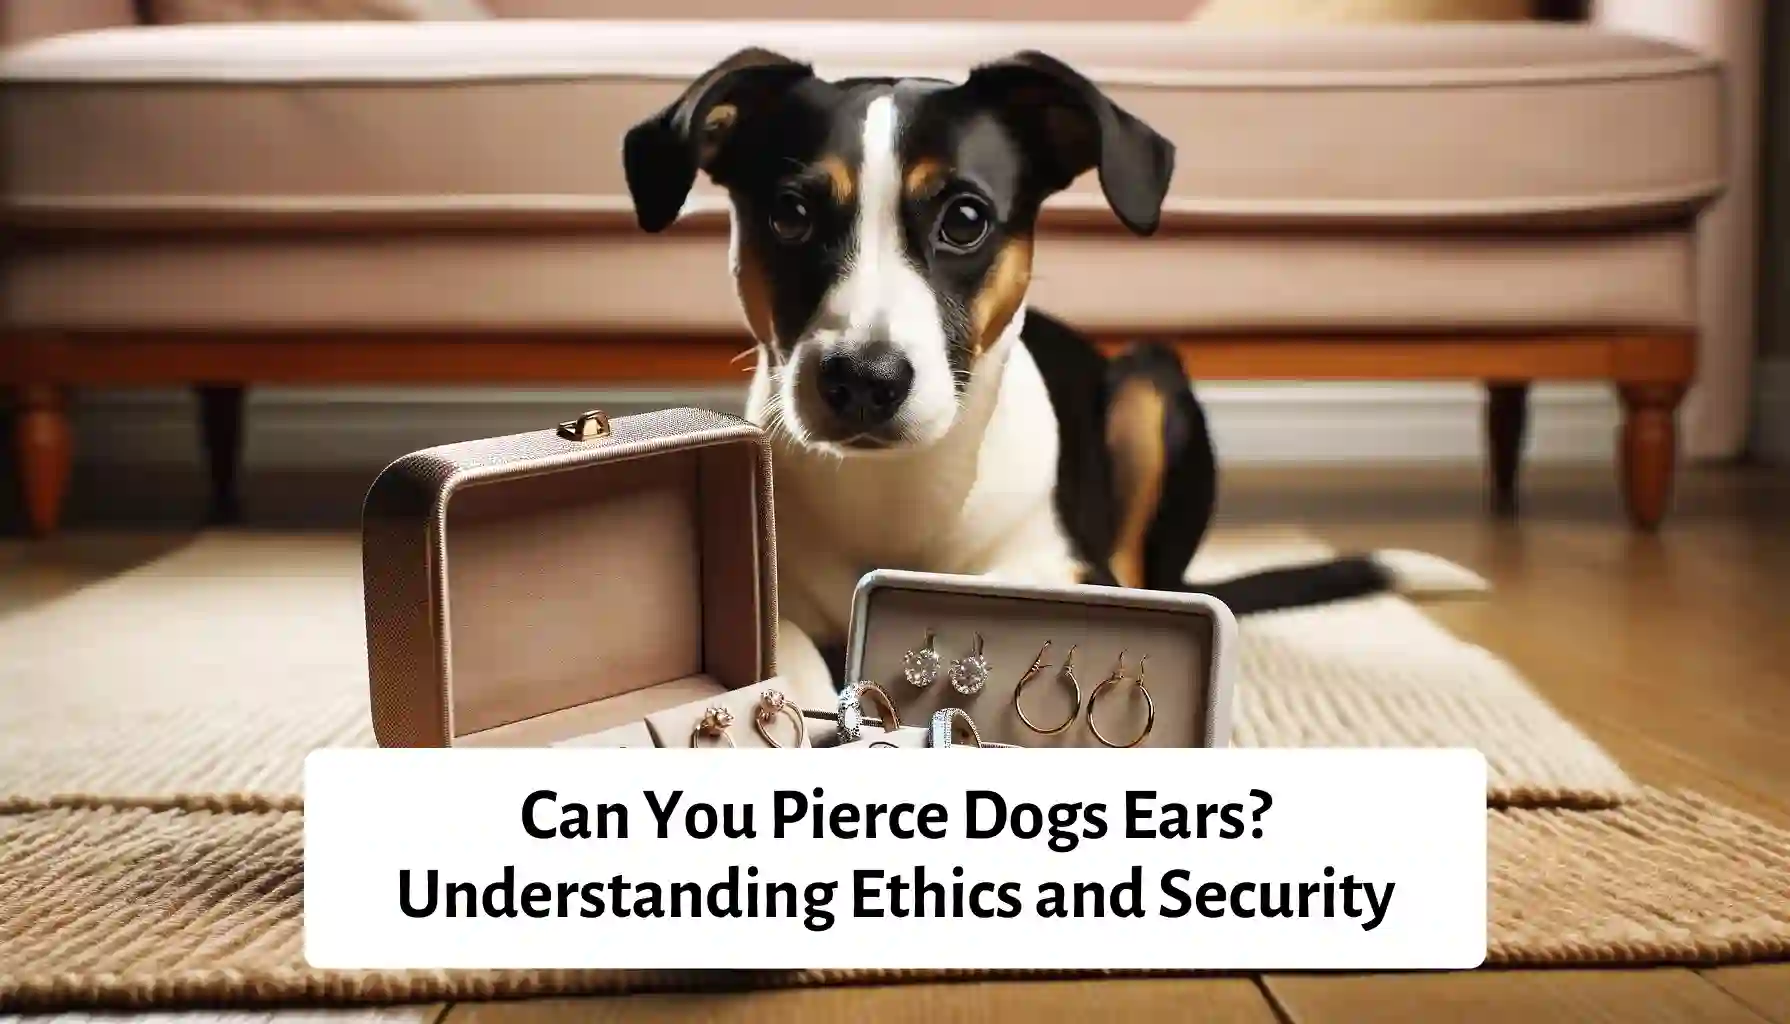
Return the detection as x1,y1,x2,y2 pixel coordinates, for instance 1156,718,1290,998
1,0,1724,532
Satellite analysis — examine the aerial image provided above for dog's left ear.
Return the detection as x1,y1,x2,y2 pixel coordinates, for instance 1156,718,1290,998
623,48,815,233
961,51,1174,236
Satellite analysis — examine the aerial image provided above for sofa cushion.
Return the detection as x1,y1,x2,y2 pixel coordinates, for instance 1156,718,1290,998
0,21,1724,234
1,226,1695,333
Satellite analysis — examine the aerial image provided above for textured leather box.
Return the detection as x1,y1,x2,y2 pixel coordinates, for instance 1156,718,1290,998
844,570,1238,749
361,407,778,748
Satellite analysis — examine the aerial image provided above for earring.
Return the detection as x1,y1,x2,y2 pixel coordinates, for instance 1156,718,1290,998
1014,641,1082,736
930,707,983,749
902,629,943,689
838,681,903,744
1087,652,1155,749
948,632,992,695
753,689,808,748
690,706,737,748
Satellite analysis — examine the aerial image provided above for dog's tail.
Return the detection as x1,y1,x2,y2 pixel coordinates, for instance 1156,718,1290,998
1175,550,1488,616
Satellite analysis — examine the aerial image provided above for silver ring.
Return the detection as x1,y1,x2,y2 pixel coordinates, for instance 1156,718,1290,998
929,708,982,749
836,681,901,744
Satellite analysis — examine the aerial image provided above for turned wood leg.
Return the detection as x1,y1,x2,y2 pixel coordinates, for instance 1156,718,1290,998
1617,383,1686,531
196,384,246,525
1485,381,1530,518
13,384,73,537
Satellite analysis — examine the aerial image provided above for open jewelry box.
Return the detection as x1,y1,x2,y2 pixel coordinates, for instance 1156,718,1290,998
843,570,1239,749
362,407,782,748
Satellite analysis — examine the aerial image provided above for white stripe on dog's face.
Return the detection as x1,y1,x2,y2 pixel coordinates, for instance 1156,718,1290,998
792,94,956,449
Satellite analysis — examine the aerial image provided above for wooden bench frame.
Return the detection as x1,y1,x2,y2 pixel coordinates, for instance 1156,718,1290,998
3,328,1694,535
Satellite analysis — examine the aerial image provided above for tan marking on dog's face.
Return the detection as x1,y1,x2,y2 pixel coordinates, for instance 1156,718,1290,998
1104,377,1168,590
969,236,1034,358
817,155,855,205
733,240,776,345
903,157,947,200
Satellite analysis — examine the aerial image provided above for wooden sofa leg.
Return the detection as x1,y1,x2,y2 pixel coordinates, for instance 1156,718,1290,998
1485,381,1529,518
14,384,73,537
1617,383,1686,531
196,384,246,525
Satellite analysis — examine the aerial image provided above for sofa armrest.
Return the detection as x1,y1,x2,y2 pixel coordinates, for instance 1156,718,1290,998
2,1,141,48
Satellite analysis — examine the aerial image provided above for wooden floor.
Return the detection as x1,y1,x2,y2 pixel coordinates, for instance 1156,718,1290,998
3,462,1788,1023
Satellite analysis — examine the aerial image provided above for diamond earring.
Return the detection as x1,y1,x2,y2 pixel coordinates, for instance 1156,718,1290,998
903,629,942,688
948,632,992,695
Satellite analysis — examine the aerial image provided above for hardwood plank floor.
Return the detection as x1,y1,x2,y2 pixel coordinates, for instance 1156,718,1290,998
1262,969,1773,1023
1704,965,1790,1024
3,461,1786,1022
445,980,1279,1024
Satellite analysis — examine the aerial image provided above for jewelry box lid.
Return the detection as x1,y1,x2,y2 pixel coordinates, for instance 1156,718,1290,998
361,407,777,747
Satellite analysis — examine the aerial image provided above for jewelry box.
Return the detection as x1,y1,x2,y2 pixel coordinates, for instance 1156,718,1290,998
362,407,783,748
842,570,1239,750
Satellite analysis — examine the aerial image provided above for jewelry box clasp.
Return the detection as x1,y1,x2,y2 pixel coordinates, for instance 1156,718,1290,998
557,409,611,441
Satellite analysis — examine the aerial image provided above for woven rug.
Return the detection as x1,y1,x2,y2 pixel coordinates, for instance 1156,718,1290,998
0,532,1633,812
2,531,1786,1012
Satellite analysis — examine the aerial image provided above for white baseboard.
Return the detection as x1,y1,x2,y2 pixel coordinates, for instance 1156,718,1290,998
1754,358,1790,465
64,382,1620,471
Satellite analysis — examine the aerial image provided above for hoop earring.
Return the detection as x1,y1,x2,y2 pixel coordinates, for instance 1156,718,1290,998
690,706,737,748
902,628,942,689
1014,641,1082,736
752,689,808,748
1087,652,1155,749
930,707,983,748
949,632,992,695
838,681,903,744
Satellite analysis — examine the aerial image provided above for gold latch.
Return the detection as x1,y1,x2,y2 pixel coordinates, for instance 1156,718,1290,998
557,409,612,441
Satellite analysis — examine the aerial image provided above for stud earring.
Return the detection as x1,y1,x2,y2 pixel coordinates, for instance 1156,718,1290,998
1014,641,1082,736
902,629,942,689
1087,652,1155,749
753,689,808,748
690,705,737,748
948,632,992,695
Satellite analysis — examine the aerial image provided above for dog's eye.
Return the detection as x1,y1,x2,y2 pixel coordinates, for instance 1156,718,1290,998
769,190,813,244
936,196,991,252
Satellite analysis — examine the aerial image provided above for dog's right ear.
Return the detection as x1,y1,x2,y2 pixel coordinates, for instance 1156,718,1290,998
623,48,814,233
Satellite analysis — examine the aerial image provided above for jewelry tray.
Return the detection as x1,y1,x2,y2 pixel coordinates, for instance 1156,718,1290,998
843,570,1239,749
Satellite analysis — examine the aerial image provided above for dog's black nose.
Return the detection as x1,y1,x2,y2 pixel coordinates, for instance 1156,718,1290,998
817,348,914,429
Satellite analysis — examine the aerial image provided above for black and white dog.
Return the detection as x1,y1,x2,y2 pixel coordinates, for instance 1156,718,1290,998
623,48,1483,704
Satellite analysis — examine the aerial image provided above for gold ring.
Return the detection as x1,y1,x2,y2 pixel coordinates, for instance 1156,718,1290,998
930,707,983,748
690,705,737,748
1014,641,1082,736
1087,653,1154,749
838,681,903,742
753,689,808,748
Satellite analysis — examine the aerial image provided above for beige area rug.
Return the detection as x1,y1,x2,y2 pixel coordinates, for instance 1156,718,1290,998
0,532,1633,812
4,793,1789,1011
1,531,1786,1011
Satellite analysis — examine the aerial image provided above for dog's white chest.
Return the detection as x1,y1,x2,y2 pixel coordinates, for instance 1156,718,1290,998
760,340,1079,642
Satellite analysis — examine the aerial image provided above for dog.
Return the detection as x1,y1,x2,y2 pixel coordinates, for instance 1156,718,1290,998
622,48,1484,706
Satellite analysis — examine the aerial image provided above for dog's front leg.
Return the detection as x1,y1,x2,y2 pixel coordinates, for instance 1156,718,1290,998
976,512,1087,588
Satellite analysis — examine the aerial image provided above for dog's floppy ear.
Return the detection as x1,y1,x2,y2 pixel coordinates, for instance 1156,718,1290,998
623,48,814,233
961,51,1174,236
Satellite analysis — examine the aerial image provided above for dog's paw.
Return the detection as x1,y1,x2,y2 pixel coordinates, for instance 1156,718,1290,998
1370,549,1490,598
